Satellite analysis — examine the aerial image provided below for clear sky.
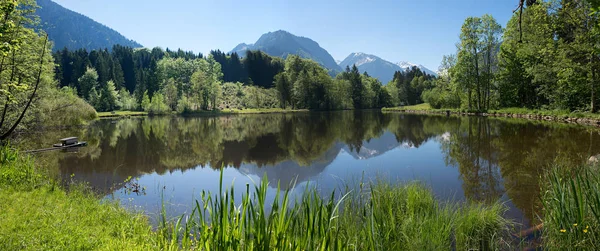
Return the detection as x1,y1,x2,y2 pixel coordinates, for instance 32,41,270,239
52,0,518,71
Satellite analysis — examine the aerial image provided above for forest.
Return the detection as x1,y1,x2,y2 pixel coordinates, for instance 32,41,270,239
423,0,600,113
53,46,437,114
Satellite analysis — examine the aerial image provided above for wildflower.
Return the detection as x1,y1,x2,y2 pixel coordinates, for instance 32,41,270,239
560,229,567,233
584,229,589,233
573,223,578,227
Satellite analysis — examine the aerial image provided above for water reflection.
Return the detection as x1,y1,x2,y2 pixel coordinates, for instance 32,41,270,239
22,111,600,227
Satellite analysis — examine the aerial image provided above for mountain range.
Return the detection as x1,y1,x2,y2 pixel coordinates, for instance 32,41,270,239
36,0,435,83
338,53,437,84
36,0,142,51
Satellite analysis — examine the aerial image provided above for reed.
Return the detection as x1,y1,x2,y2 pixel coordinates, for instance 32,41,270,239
542,164,600,249
160,172,510,250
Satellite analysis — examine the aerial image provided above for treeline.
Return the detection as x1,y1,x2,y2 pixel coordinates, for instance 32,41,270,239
54,45,436,112
423,0,600,112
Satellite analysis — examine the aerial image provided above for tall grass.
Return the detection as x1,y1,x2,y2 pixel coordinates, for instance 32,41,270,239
0,144,44,190
0,145,161,250
542,164,600,249
160,172,510,250
1,145,511,250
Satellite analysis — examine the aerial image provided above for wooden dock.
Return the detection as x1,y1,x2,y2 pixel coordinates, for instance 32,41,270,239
24,137,88,153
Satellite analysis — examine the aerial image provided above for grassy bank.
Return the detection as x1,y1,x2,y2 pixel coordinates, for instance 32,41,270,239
97,108,308,118
1,145,512,250
218,108,309,114
383,103,434,111
0,145,160,250
489,107,600,120
383,103,600,126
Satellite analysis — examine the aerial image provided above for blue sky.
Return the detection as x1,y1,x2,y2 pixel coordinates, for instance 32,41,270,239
52,0,517,70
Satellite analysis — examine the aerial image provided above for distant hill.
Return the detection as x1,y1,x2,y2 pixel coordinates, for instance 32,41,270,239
230,30,342,75
36,0,142,51
339,52,438,84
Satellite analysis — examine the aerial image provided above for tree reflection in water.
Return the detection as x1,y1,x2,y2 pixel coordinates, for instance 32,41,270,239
21,111,600,226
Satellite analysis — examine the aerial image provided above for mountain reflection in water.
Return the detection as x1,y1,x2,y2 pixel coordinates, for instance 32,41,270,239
22,111,600,228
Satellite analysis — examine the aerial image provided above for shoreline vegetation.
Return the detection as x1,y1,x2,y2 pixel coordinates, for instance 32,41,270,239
99,105,600,130
4,142,600,249
383,103,600,127
97,108,310,118
1,145,512,250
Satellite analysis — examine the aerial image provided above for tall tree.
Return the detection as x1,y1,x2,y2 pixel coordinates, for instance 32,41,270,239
480,15,502,109
349,65,363,109
77,67,99,100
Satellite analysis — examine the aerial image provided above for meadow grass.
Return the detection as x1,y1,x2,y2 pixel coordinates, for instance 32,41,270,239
0,145,162,250
210,108,309,114
97,110,149,118
382,103,432,111
542,164,600,249
1,144,512,250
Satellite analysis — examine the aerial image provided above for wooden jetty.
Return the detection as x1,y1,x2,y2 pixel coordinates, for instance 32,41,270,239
24,137,88,153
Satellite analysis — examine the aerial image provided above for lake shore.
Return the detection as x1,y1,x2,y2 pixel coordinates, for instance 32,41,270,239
383,104,600,127
97,108,309,118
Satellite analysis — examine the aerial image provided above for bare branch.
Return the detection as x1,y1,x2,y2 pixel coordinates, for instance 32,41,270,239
0,34,48,140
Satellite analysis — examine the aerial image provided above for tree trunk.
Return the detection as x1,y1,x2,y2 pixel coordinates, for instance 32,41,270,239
474,47,481,111
592,65,596,113
487,45,492,110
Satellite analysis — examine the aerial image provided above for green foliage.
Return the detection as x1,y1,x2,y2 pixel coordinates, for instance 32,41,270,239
422,79,461,109
55,45,393,113
274,72,292,108
147,93,170,115
34,86,97,126
388,67,436,106
241,85,280,109
426,1,600,113
87,87,100,110
176,95,191,113
0,0,69,140
95,80,119,112
161,78,178,110
453,15,502,110
141,90,150,111
0,146,159,250
0,145,42,191
118,88,137,111
542,164,600,249
77,67,98,100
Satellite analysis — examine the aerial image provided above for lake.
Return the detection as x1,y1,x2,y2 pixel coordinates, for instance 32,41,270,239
23,111,600,228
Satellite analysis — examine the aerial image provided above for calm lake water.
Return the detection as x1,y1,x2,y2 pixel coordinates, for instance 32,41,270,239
23,111,600,227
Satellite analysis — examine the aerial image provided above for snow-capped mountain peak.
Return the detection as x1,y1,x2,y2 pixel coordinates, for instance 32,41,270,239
345,52,378,67
395,61,418,69
396,61,437,77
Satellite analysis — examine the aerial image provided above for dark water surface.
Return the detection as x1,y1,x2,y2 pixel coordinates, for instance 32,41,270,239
23,111,600,227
